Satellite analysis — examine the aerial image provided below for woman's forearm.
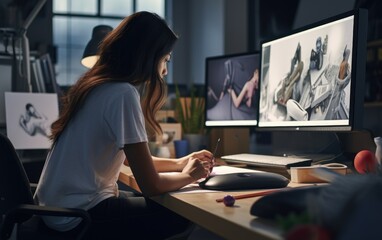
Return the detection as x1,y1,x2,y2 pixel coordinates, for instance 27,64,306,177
151,156,185,172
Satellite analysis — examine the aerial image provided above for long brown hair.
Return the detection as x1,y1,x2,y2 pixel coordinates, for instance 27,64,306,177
50,12,178,143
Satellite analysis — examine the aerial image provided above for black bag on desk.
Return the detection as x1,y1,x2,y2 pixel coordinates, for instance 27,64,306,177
250,185,327,219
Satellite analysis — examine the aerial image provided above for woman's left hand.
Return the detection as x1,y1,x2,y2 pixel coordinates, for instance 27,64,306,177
178,150,214,172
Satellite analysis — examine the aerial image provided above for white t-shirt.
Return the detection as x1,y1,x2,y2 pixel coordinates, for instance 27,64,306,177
34,82,148,231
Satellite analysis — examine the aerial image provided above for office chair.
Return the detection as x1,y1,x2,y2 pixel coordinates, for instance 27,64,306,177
0,133,91,240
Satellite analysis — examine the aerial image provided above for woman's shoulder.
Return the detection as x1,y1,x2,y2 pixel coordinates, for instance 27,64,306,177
104,81,135,89
99,82,138,94
90,82,139,103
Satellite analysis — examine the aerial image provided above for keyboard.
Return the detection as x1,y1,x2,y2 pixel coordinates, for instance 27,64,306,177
221,153,312,168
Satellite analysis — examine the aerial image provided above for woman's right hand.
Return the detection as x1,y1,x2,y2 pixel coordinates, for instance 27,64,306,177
182,157,211,181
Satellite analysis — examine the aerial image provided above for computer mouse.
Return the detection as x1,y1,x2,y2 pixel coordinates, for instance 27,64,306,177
250,185,327,219
199,172,289,191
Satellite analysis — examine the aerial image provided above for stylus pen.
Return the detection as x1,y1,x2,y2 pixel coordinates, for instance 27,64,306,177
211,138,221,168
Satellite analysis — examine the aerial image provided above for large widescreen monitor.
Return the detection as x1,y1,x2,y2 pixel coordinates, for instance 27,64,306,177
205,52,260,127
257,9,367,131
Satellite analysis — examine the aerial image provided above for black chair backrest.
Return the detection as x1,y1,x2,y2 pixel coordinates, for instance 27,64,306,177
0,133,35,216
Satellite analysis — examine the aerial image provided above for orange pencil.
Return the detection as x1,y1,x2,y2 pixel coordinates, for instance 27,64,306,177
215,188,286,203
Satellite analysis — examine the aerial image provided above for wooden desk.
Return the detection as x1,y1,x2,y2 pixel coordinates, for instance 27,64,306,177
119,165,311,240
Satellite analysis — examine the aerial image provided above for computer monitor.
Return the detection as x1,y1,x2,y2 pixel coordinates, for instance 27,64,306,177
258,9,367,131
205,52,260,127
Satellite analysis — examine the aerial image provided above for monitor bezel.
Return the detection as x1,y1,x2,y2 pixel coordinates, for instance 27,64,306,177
204,51,260,128
256,9,368,132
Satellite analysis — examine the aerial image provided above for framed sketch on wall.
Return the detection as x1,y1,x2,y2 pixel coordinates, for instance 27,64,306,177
5,92,59,149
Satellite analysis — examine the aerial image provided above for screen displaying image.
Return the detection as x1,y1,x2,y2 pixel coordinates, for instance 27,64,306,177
259,14,356,129
205,52,260,127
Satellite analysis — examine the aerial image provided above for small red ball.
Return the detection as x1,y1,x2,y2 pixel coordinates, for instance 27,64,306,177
354,150,377,174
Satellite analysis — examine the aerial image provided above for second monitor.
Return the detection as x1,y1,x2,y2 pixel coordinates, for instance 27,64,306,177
205,52,260,127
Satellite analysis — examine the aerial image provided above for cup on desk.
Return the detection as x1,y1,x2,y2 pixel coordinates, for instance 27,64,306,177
174,139,189,158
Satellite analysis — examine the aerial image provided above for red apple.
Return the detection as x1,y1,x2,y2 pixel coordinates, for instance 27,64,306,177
354,150,377,174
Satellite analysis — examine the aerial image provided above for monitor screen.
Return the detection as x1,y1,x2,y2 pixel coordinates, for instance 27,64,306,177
258,9,367,131
205,52,260,127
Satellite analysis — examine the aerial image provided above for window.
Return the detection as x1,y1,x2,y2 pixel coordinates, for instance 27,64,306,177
53,0,165,86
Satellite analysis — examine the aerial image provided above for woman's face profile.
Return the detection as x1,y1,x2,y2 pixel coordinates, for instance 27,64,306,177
158,53,171,78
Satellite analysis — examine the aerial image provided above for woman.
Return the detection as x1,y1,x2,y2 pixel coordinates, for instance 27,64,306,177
34,12,213,239
19,103,49,136
228,69,259,108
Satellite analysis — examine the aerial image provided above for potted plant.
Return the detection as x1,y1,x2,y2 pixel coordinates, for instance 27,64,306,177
174,84,208,153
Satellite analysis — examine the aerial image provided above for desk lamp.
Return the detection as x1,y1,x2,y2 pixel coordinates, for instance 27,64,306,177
81,25,113,68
